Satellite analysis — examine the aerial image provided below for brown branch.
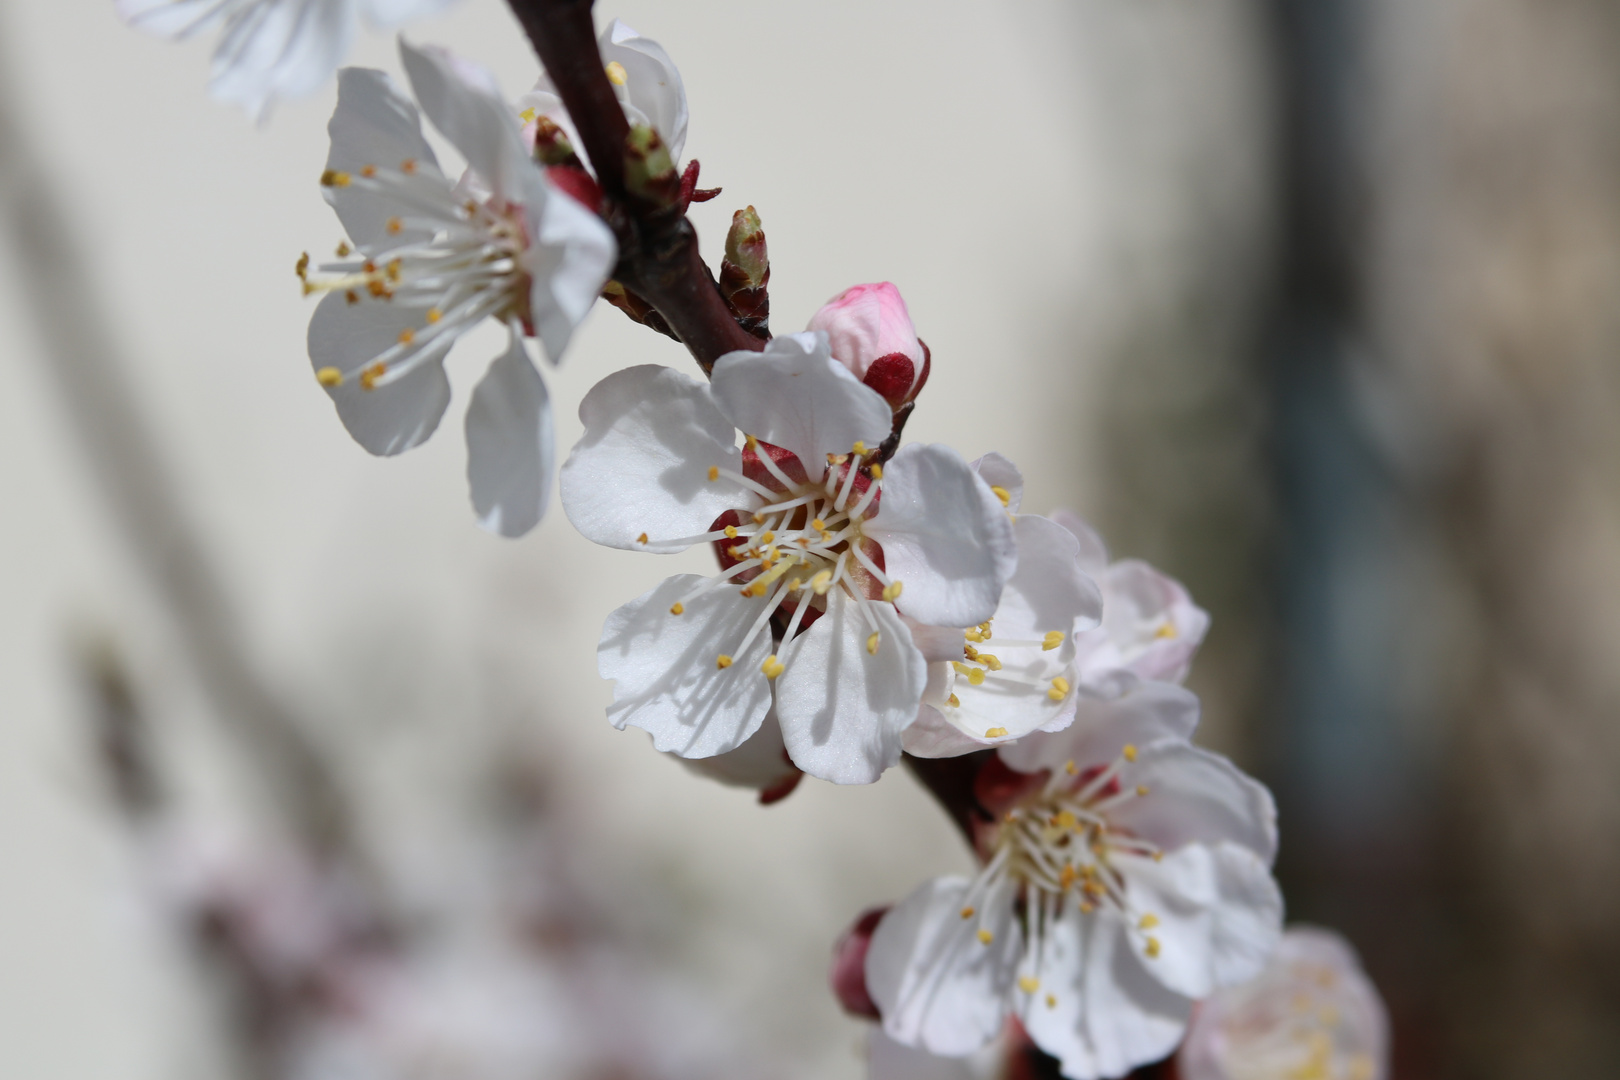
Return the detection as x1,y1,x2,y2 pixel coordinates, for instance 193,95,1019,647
902,751,994,847
506,0,764,374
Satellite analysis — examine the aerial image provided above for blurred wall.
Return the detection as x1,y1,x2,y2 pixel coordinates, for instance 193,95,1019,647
0,2,1274,1078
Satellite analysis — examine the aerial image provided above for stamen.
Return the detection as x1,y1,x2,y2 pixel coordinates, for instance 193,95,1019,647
1048,676,1070,701
715,655,733,669
669,602,684,615
991,485,1011,507
985,727,1009,738
1018,976,1040,993
708,465,719,481
977,929,994,945
882,581,903,602
762,655,785,679
866,631,880,655
960,906,975,919
316,367,343,387
1043,631,1065,651
605,60,628,85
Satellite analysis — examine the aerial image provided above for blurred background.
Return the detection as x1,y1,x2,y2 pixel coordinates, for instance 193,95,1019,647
1,1,1617,1078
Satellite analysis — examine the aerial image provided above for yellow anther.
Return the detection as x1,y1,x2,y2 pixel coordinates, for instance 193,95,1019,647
869,464,882,480
605,60,628,85
978,621,993,638
964,628,986,643
426,308,442,324
1154,621,1178,640
1065,760,1078,775
752,512,765,525
796,537,811,547
708,465,720,482
947,693,960,707
519,107,538,123
882,581,903,602
787,578,803,592
762,655,785,679
810,570,833,595
977,928,994,945
759,532,775,544
1045,994,1057,1009
400,158,417,175
359,361,388,390
1059,864,1078,889
952,661,973,677
636,532,649,545
398,328,415,346
960,906,975,919
386,258,402,281
1139,913,1159,930
811,518,826,531
991,485,1011,507
724,524,738,538
295,252,310,278
1079,902,1095,914
819,530,835,544
669,602,684,615
745,434,759,450
1048,676,1071,702
968,668,986,686
320,169,352,187
1018,976,1040,994
716,654,733,669
315,367,343,388
1145,937,1161,959
978,652,1002,671
1052,810,1078,830
963,644,980,661
1123,743,1138,762
985,727,1009,739
336,240,353,256
866,632,881,655
1043,631,1065,651
739,583,758,598
1136,785,1149,797
851,441,866,456
345,290,359,304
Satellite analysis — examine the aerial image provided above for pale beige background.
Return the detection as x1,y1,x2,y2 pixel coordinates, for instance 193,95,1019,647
0,1,1268,1076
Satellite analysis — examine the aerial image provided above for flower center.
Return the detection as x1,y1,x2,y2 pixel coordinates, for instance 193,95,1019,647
301,161,532,390
638,439,897,680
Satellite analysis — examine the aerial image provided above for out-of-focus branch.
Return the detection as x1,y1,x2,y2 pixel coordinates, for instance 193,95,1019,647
505,0,765,373
0,29,352,855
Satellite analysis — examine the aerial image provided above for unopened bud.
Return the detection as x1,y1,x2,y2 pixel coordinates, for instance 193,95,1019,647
720,205,770,339
624,124,680,205
725,206,768,289
807,282,931,408
531,115,579,167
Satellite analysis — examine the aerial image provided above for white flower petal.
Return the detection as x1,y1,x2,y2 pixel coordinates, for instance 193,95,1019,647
866,876,1021,1057
560,365,749,552
776,592,927,785
518,165,616,363
399,38,529,203
996,514,1102,638
307,292,450,456
999,678,1200,776
117,0,233,38
325,67,448,250
1051,509,1110,580
709,333,892,481
677,708,797,791
598,575,774,758
464,331,551,538
1076,559,1210,686
210,0,357,121
361,0,457,27
901,705,992,759
600,18,689,162
1110,742,1278,864
1116,843,1284,1000
1019,903,1192,1080
865,444,1016,628
969,451,1023,514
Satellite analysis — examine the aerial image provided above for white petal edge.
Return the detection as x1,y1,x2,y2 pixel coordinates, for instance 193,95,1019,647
307,291,450,456
465,329,551,537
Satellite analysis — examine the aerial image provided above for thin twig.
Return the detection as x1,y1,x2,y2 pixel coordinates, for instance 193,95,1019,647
506,0,765,373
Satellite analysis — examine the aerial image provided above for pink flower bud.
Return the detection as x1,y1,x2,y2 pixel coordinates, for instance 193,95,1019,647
830,905,889,1019
807,283,930,408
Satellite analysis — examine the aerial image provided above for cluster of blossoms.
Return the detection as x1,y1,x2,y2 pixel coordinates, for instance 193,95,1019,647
117,4,1391,1078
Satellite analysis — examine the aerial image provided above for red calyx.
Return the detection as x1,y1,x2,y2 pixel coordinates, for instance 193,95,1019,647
546,165,605,214
830,906,890,1020
862,340,931,409
678,159,723,212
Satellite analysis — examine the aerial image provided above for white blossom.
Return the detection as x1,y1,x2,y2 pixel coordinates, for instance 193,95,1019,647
517,18,689,168
116,0,458,121
560,333,1016,784
1053,511,1210,687
901,483,1104,757
300,42,615,537
1178,927,1390,1080
865,688,1282,1079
